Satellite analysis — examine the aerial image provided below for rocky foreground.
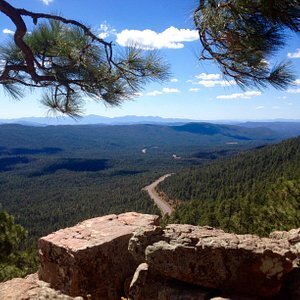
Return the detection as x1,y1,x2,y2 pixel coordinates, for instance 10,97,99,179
0,212,299,300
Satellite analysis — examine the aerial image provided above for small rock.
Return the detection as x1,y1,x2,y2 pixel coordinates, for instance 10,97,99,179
0,273,83,300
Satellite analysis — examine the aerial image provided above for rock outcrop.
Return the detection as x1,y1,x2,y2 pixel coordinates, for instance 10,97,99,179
128,224,299,299
38,212,159,299
0,273,83,300
1,213,300,300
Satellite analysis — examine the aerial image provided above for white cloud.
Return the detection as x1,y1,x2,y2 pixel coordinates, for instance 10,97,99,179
277,96,287,100
133,92,143,97
146,90,163,96
189,88,200,92
41,0,53,5
256,106,264,110
287,88,300,94
116,26,198,50
97,22,116,40
146,87,180,96
195,73,220,80
217,91,262,100
189,73,236,87
293,79,300,85
287,49,300,59
198,79,236,88
162,87,179,94
287,103,293,106
2,29,14,35
170,78,179,83
272,106,280,109
98,32,109,39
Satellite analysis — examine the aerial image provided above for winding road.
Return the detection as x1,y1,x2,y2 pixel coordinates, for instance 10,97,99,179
143,173,174,216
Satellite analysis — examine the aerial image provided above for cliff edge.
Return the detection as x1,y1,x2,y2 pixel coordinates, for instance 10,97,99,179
1,212,299,300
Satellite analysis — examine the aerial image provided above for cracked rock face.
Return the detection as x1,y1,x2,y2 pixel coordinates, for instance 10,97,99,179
38,212,159,299
129,224,298,298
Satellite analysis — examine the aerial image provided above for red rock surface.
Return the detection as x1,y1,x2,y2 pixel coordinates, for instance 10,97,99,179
38,212,159,299
129,224,298,298
0,273,83,300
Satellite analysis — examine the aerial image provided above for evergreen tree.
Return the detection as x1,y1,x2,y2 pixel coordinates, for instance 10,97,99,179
0,210,38,281
0,1,170,117
0,1,299,116
194,0,299,89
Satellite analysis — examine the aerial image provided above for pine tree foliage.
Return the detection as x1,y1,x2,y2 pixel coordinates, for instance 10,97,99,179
194,0,299,89
160,136,300,236
0,1,170,117
0,210,38,281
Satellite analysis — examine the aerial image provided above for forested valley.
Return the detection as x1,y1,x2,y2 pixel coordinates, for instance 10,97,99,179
0,122,299,280
160,136,300,236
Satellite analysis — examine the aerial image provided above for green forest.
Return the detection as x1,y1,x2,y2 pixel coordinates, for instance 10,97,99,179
160,136,300,236
0,122,299,280
0,122,283,240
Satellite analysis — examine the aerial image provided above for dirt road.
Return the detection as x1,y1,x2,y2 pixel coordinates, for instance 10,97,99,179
143,173,174,216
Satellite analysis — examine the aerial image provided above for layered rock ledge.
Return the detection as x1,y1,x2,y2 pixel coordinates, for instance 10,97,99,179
129,224,299,298
1,213,299,300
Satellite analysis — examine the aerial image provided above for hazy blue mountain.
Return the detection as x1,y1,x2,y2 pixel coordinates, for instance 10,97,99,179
0,115,198,126
1,115,299,129
171,123,276,140
238,121,300,138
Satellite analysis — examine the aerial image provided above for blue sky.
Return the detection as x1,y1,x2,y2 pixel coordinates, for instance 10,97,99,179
0,0,299,120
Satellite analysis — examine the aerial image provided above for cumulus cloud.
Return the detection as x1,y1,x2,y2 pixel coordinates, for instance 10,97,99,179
256,106,264,110
116,26,198,50
41,0,53,5
195,73,220,80
146,90,163,96
189,88,201,92
162,87,179,94
2,29,14,35
287,88,300,94
287,49,300,59
170,78,179,83
188,73,236,87
146,87,180,96
97,22,116,39
217,91,262,100
198,79,236,87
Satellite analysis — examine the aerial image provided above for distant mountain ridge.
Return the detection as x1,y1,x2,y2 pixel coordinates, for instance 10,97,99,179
0,115,198,126
1,115,299,127
171,122,276,140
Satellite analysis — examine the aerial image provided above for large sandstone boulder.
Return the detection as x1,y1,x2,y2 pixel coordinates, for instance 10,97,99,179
129,224,298,298
0,273,83,300
38,212,159,299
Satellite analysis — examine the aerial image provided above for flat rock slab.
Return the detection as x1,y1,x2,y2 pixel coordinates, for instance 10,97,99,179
0,274,83,300
130,224,298,298
38,212,159,299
